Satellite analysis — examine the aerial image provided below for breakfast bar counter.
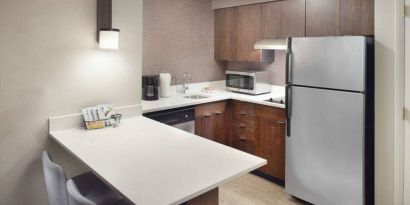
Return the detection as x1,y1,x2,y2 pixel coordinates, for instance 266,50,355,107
50,116,266,205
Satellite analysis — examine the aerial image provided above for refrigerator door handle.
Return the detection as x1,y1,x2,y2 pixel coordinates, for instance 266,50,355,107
286,38,292,84
286,85,292,137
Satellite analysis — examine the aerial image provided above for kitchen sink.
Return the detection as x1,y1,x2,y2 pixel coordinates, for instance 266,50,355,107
184,94,210,100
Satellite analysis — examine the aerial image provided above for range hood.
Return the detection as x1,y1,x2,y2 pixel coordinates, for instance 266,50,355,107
254,38,288,50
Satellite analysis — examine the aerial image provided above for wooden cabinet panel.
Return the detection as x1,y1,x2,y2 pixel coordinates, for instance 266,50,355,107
214,8,236,61
235,4,265,62
233,122,255,141
197,114,215,140
261,1,282,38
339,0,362,35
306,0,338,36
231,100,255,117
230,100,256,154
213,110,230,145
282,0,306,37
361,0,374,35
255,105,286,181
339,0,374,35
195,101,230,145
232,136,256,154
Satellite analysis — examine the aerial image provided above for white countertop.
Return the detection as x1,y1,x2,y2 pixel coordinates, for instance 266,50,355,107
50,116,267,205
142,81,285,113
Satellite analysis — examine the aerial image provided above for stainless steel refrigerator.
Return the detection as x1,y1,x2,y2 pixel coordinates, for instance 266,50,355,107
285,36,374,205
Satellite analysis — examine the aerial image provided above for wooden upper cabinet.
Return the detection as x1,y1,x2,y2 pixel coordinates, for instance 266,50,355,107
306,0,338,36
339,0,374,35
261,1,282,38
361,0,374,35
235,4,273,62
282,0,306,37
214,8,236,61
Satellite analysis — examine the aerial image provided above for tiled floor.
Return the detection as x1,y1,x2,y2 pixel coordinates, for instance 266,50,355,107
220,174,308,205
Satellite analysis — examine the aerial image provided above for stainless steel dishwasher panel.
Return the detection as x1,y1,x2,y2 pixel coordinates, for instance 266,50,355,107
143,106,195,134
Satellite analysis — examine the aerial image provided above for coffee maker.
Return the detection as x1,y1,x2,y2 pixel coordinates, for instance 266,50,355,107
142,75,159,101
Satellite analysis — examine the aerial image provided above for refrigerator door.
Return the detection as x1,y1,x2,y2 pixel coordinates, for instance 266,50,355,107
286,86,365,205
289,36,366,92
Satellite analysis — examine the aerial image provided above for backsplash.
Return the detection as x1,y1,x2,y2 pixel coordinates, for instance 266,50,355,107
143,0,226,84
143,0,286,86
227,51,286,86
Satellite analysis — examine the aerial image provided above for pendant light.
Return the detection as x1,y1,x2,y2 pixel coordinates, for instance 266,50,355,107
97,0,120,50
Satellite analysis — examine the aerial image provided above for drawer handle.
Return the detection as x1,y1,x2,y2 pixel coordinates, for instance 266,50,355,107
239,135,247,141
239,124,246,128
215,111,222,115
277,121,286,125
239,112,247,116
204,113,212,118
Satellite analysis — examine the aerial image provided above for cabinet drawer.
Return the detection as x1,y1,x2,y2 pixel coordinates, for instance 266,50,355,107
195,101,227,117
231,100,255,121
232,122,255,140
232,136,256,154
232,115,255,127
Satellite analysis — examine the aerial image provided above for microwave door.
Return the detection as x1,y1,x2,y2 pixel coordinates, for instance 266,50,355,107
226,74,254,90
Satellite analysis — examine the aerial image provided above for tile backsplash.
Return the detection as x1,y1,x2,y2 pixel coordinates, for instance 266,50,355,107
143,0,226,84
143,0,286,86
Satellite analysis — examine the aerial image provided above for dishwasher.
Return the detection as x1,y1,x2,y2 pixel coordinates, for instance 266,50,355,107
143,106,195,134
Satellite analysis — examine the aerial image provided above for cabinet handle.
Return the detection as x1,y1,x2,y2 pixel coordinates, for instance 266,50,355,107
239,124,246,128
239,112,247,116
239,135,247,141
215,111,222,115
204,113,212,118
277,121,286,138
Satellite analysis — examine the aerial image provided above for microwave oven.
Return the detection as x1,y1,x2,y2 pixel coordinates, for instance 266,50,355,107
225,70,272,95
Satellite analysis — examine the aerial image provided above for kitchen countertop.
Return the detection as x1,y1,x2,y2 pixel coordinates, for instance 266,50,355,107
142,81,285,113
50,116,266,205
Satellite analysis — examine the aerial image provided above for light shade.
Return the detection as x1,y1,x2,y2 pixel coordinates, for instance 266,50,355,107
99,29,120,50
254,38,287,50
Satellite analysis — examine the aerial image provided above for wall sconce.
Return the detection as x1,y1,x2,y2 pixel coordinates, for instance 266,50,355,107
97,0,120,50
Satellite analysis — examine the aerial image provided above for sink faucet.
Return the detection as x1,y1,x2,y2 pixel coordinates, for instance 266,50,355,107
181,73,192,94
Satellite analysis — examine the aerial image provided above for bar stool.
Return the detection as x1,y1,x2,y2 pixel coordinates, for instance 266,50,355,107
41,151,129,205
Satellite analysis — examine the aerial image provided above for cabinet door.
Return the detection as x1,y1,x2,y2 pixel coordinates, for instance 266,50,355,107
255,105,286,180
282,0,306,37
214,8,236,61
339,0,374,35
213,108,230,145
235,4,264,62
306,0,338,36
261,1,282,38
361,0,374,35
195,101,229,144
195,113,214,140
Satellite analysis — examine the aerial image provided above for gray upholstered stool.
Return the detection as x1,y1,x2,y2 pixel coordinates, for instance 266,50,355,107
42,151,129,205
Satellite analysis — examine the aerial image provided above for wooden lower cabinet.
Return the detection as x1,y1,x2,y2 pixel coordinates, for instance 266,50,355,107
195,101,230,145
255,104,286,181
195,100,286,182
230,100,256,154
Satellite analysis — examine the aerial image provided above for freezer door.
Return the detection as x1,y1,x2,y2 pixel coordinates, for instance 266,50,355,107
290,36,366,92
286,86,365,205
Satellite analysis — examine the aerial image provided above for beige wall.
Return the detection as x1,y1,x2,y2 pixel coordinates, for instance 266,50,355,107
375,0,404,204
143,0,226,84
0,0,143,204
